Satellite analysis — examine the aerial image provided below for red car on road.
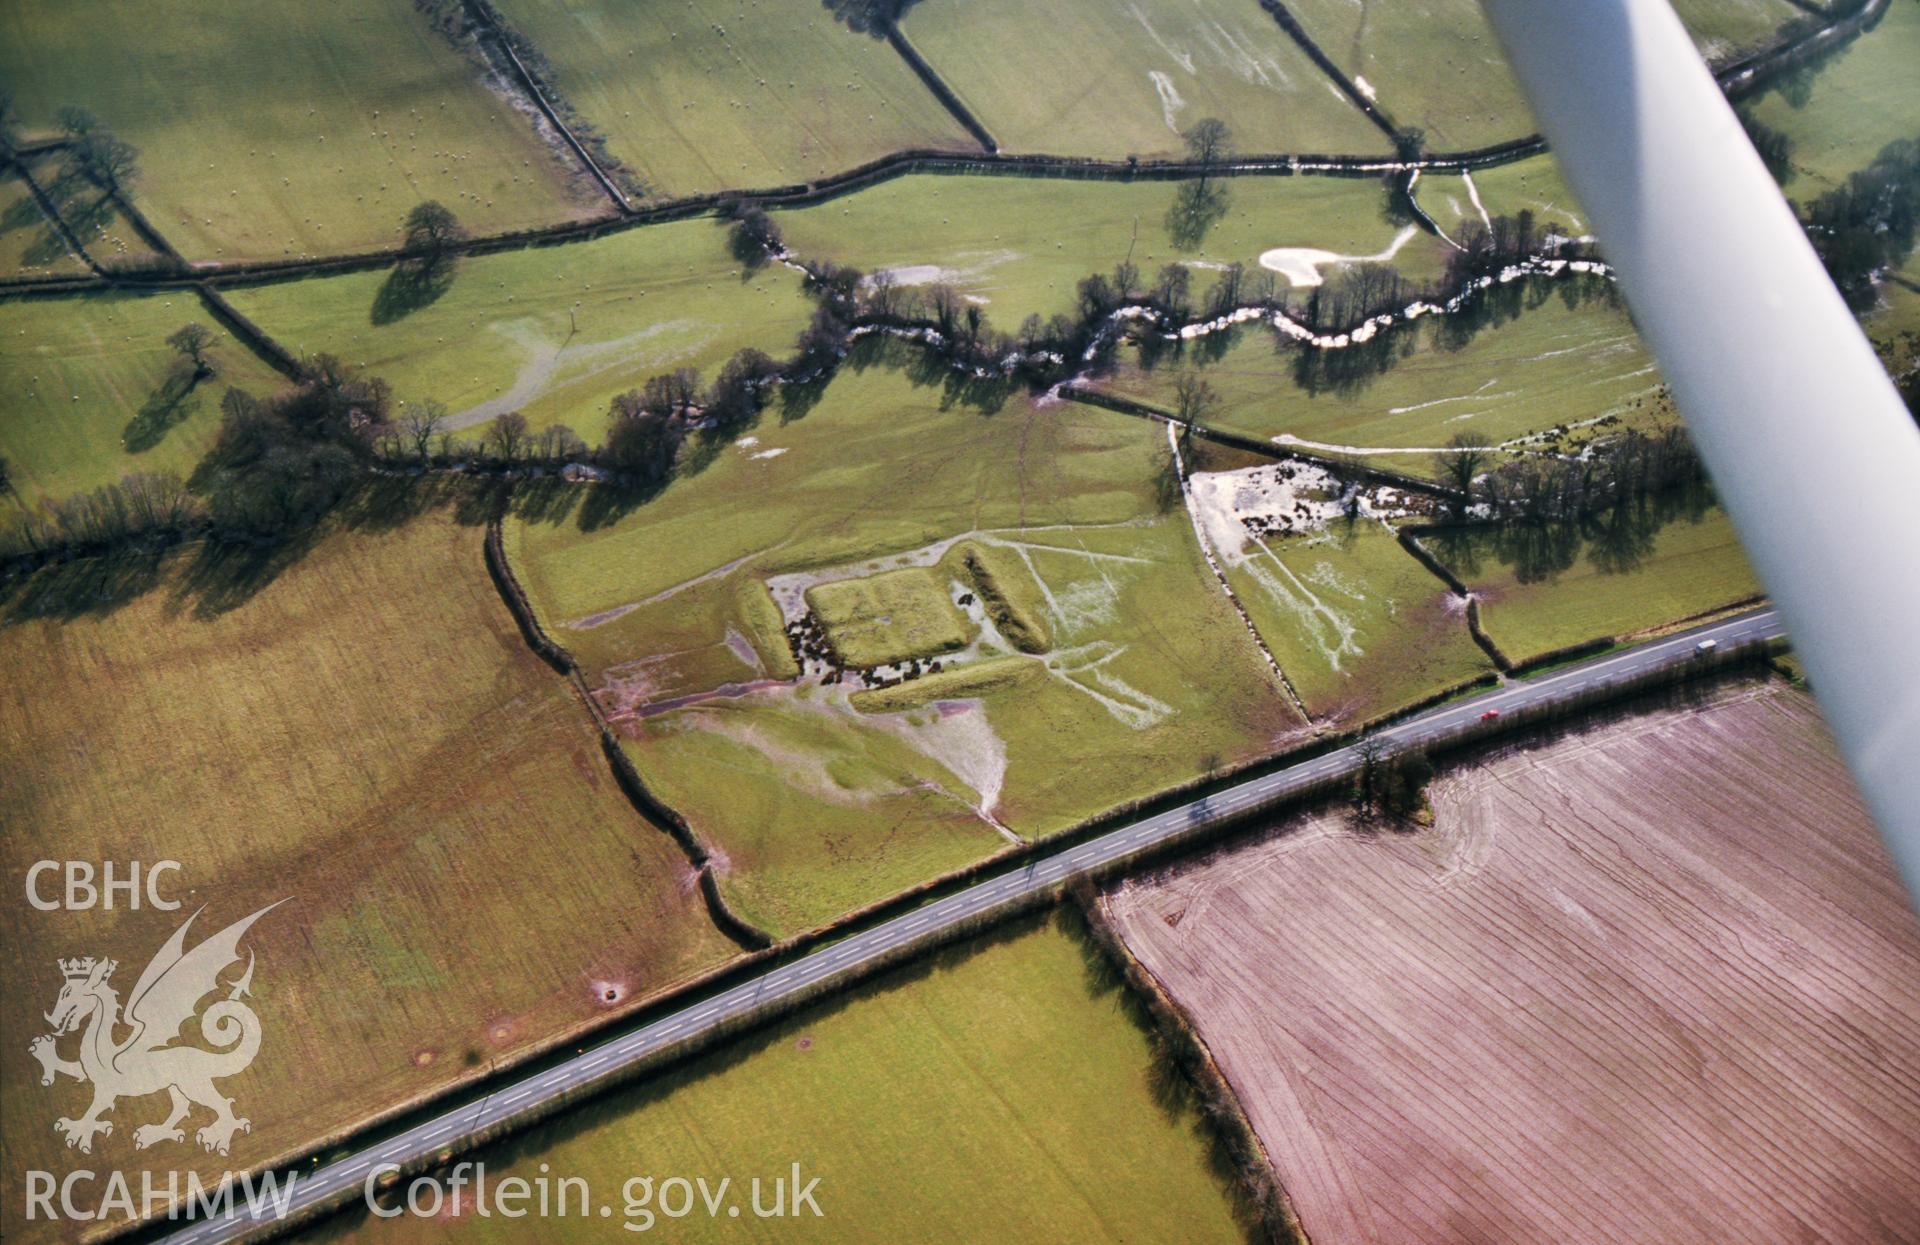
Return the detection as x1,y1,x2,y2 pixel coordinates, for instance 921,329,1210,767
1480,708,1502,721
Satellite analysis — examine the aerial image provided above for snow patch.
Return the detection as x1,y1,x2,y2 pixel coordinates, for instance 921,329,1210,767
1149,71,1186,131
1257,224,1419,288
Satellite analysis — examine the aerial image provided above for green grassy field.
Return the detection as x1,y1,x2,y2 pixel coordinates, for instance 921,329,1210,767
902,0,1390,159
1277,0,1536,151
0,512,737,1241
1280,0,1798,152
1099,297,1665,480
313,915,1249,1245
506,360,1304,936
0,0,600,263
1410,155,1591,243
1424,502,1763,663
1745,0,1920,206
1444,152,1590,233
0,291,290,505
1219,518,1492,722
493,0,973,198
228,219,812,440
776,172,1449,327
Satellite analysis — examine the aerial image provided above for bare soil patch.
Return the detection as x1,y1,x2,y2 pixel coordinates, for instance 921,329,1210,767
1107,685,1920,1244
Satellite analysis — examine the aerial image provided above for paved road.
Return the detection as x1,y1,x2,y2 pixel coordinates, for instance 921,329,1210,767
161,607,1783,1243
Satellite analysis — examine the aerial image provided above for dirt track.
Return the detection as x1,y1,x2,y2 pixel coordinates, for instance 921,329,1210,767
1107,683,1920,1244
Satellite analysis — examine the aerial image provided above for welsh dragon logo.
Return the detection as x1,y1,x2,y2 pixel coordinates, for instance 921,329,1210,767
29,902,283,1156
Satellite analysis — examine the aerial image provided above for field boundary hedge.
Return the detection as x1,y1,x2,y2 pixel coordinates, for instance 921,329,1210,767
1252,0,1403,141
1060,384,1462,499
481,518,775,950
1067,887,1302,1244
0,148,1531,300
0,0,1880,305
882,22,998,153
456,0,633,212
195,284,305,379
116,607,1782,1245
1395,524,1517,671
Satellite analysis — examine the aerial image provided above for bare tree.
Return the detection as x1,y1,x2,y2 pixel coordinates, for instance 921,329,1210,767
484,411,529,464
1172,370,1218,454
1153,263,1193,318
1184,118,1231,189
1437,431,1491,503
56,105,99,137
535,424,587,462
402,400,447,462
403,201,467,263
640,368,701,419
1351,736,1387,819
166,323,216,379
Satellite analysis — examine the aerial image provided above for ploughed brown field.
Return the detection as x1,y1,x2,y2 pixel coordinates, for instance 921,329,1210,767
1106,683,1920,1244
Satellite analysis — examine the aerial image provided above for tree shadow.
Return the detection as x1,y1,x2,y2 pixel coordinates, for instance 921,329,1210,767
123,366,205,454
904,347,1012,413
573,476,666,533
0,472,503,628
0,543,171,624
1288,322,1416,398
507,473,585,529
723,217,770,279
1165,181,1229,250
3,169,117,267
777,369,833,425
371,258,456,326
0,190,72,268
843,333,1012,413
1425,479,1716,588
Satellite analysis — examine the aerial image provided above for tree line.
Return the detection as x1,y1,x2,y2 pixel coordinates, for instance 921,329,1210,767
1064,882,1293,1243
3,177,1627,565
1436,425,1704,525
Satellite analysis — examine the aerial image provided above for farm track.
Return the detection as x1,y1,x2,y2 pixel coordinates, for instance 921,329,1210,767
0,0,1881,303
